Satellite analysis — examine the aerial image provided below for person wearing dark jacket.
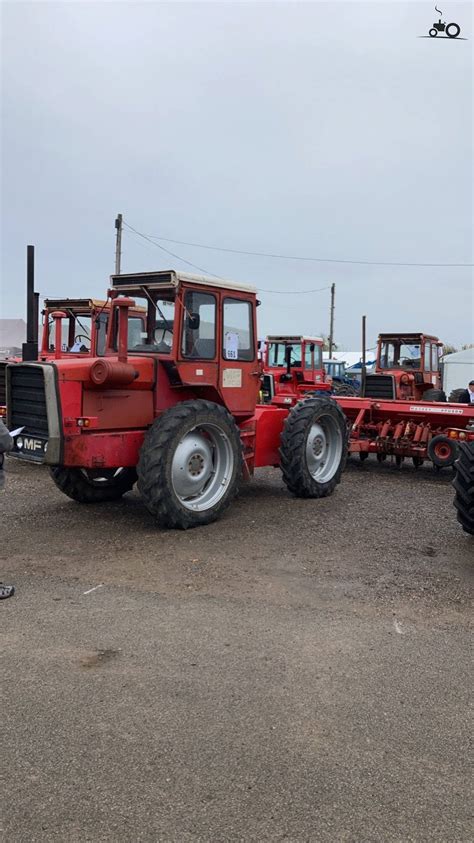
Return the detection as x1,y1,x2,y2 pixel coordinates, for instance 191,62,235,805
0,419,15,598
455,380,474,404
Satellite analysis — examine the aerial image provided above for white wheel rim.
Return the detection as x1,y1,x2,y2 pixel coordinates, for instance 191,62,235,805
305,415,343,482
171,423,234,512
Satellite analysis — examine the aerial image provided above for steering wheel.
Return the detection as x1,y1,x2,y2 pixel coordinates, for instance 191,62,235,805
74,334,90,345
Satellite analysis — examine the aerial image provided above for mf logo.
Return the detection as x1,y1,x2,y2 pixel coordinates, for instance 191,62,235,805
16,436,47,453
425,5,463,38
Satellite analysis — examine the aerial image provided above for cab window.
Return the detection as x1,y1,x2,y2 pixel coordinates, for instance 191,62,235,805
223,299,254,361
181,291,216,359
304,345,313,369
424,343,431,371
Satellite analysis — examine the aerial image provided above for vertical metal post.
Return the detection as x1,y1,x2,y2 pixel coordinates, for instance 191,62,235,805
22,245,38,361
361,314,367,397
115,213,123,275
328,283,335,358
33,292,40,346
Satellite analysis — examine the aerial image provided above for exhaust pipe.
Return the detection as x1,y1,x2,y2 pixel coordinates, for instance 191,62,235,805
22,245,38,361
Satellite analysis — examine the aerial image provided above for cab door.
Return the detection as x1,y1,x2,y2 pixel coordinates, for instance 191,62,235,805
219,296,259,415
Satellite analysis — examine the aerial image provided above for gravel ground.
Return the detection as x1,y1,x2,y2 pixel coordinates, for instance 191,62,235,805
1,456,472,841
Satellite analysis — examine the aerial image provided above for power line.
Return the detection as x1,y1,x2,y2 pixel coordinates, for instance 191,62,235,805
123,221,473,268
123,221,331,294
123,222,222,278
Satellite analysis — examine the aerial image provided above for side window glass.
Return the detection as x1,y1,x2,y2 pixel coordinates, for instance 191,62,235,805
181,291,216,359
424,343,431,371
223,299,254,361
304,345,313,369
96,314,108,356
314,345,322,370
431,345,439,371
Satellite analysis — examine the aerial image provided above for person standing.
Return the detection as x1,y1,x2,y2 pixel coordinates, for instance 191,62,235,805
455,380,474,404
0,418,15,599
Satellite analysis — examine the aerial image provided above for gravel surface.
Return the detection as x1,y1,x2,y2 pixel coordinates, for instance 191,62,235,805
1,457,472,841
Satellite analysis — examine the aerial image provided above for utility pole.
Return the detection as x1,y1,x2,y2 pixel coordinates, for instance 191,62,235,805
328,282,335,358
114,213,123,275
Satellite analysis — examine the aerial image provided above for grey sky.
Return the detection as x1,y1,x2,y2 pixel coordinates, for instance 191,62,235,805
1,0,472,349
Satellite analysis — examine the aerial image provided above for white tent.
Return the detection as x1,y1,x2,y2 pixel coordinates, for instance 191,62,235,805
441,348,474,395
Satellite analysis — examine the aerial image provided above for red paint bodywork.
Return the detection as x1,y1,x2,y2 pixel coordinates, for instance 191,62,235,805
262,336,332,407
372,332,443,400
335,395,474,462
8,274,304,477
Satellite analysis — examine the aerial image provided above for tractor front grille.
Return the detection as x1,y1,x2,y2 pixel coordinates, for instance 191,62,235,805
9,365,48,437
0,361,6,408
363,374,395,400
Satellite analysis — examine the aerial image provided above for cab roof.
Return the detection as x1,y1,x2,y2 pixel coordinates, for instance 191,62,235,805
378,332,441,342
44,298,108,310
43,298,146,313
110,269,257,295
266,335,324,344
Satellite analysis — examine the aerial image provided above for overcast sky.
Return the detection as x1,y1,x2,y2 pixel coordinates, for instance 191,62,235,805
1,0,472,349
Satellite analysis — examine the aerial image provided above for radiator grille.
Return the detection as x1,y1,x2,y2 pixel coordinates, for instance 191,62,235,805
9,365,48,437
363,374,395,400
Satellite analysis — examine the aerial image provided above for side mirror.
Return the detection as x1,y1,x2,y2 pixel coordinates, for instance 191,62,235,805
187,312,200,331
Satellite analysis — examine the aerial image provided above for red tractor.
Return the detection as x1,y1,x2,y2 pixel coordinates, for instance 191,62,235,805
261,335,332,406
0,297,146,416
362,333,445,402
7,270,348,529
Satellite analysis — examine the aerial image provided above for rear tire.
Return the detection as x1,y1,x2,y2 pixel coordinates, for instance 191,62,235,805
137,400,242,529
333,383,358,397
446,22,460,37
279,396,347,498
427,434,458,468
50,467,137,503
452,442,474,534
423,388,447,402
448,388,466,403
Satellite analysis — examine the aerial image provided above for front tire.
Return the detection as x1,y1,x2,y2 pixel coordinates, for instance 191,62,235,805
452,442,474,534
429,28,438,36
137,400,242,529
333,383,358,396
50,467,137,503
423,388,447,402
279,396,347,498
448,388,466,403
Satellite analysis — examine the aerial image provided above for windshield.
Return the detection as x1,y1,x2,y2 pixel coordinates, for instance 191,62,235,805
379,341,421,370
46,313,93,353
125,297,175,353
267,343,302,367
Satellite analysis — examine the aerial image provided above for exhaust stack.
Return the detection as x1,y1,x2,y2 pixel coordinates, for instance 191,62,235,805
22,245,38,361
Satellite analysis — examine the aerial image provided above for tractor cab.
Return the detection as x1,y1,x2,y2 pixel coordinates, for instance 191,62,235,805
262,335,331,405
39,298,146,360
105,270,260,417
363,332,444,401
